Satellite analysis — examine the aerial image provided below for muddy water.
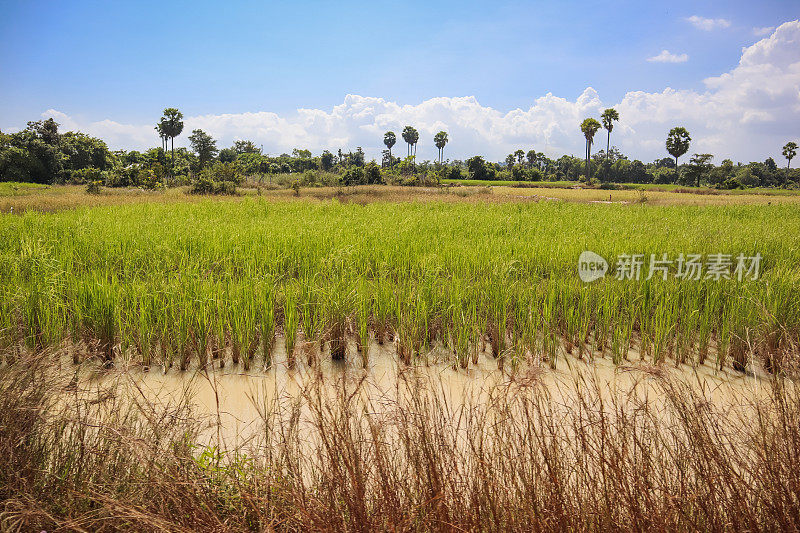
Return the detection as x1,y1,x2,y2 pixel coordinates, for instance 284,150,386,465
74,336,772,448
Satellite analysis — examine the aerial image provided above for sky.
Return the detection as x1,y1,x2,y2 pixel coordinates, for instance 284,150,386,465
1,0,799,163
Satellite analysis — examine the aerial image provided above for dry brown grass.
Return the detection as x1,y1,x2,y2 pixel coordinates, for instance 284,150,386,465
1,352,799,532
3,182,799,214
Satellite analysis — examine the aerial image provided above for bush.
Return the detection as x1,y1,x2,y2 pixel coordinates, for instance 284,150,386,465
342,167,365,186
189,163,241,195
67,167,103,185
365,162,382,184
445,166,464,180
85,180,103,194
190,176,237,195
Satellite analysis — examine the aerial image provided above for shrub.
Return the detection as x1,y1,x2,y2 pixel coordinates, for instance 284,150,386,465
190,176,236,195
365,162,382,184
189,163,241,195
342,167,365,186
85,180,103,194
67,167,103,185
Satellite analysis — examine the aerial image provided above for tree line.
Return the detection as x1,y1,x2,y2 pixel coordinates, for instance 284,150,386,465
1,106,797,191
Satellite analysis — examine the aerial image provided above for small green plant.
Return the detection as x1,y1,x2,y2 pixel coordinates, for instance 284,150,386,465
85,180,103,194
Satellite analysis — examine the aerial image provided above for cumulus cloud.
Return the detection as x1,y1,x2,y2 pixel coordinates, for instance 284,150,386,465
753,26,775,36
27,21,800,163
686,15,732,31
647,50,689,63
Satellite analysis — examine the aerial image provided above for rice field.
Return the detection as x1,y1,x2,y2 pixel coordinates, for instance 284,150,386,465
2,196,800,375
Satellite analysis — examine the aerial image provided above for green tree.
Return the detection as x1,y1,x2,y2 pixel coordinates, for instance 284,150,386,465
434,131,449,164
684,153,714,187
383,131,396,167
580,118,601,179
666,127,691,170
514,149,525,165
26,118,60,145
218,147,237,163
526,150,537,169
466,155,492,180
159,108,184,174
188,129,218,169
783,141,797,169
600,108,619,182
320,150,335,171
234,140,261,154
59,132,111,175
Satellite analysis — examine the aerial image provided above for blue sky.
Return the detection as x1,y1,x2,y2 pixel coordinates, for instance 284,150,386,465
1,0,799,161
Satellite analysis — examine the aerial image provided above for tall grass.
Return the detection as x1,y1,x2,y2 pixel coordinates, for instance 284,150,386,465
1,353,799,531
1,199,799,372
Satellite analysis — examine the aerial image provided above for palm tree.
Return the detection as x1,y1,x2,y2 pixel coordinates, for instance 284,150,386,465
666,127,691,176
155,122,168,152
402,126,414,157
580,118,601,179
434,131,449,163
410,127,419,157
783,141,798,170
160,108,184,174
600,108,619,182
526,150,536,169
384,131,396,167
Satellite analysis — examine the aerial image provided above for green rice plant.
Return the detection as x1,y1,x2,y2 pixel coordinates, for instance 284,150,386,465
228,283,259,371
299,278,324,366
1,200,799,373
696,285,718,365
282,283,299,369
257,282,276,370
355,279,371,368
372,276,394,345
321,280,354,362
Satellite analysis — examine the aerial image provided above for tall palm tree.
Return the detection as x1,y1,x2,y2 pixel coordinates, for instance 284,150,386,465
160,108,184,174
402,126,414,157
434,131,449,163
666,127,691,173
580,118,601,179
410,127,419,157
526,150,536,169
154,122,168,152
384,131,396,167
783,141,798,170
600,108,619,182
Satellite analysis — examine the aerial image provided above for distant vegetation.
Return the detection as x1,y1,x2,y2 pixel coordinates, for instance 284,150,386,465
1,108,798,193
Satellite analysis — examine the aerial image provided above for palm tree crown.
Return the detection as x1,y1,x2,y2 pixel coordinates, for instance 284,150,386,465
783,141,798,169
666,127,691,168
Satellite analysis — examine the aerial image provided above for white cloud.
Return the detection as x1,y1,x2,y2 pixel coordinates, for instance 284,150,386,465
753,26,775,36
25,21,800,164
647,50,689,63
686,15,732,31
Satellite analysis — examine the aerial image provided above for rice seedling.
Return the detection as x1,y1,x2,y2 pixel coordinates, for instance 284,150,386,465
0,199,798,372
282,282,299,369
257,282,276,370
